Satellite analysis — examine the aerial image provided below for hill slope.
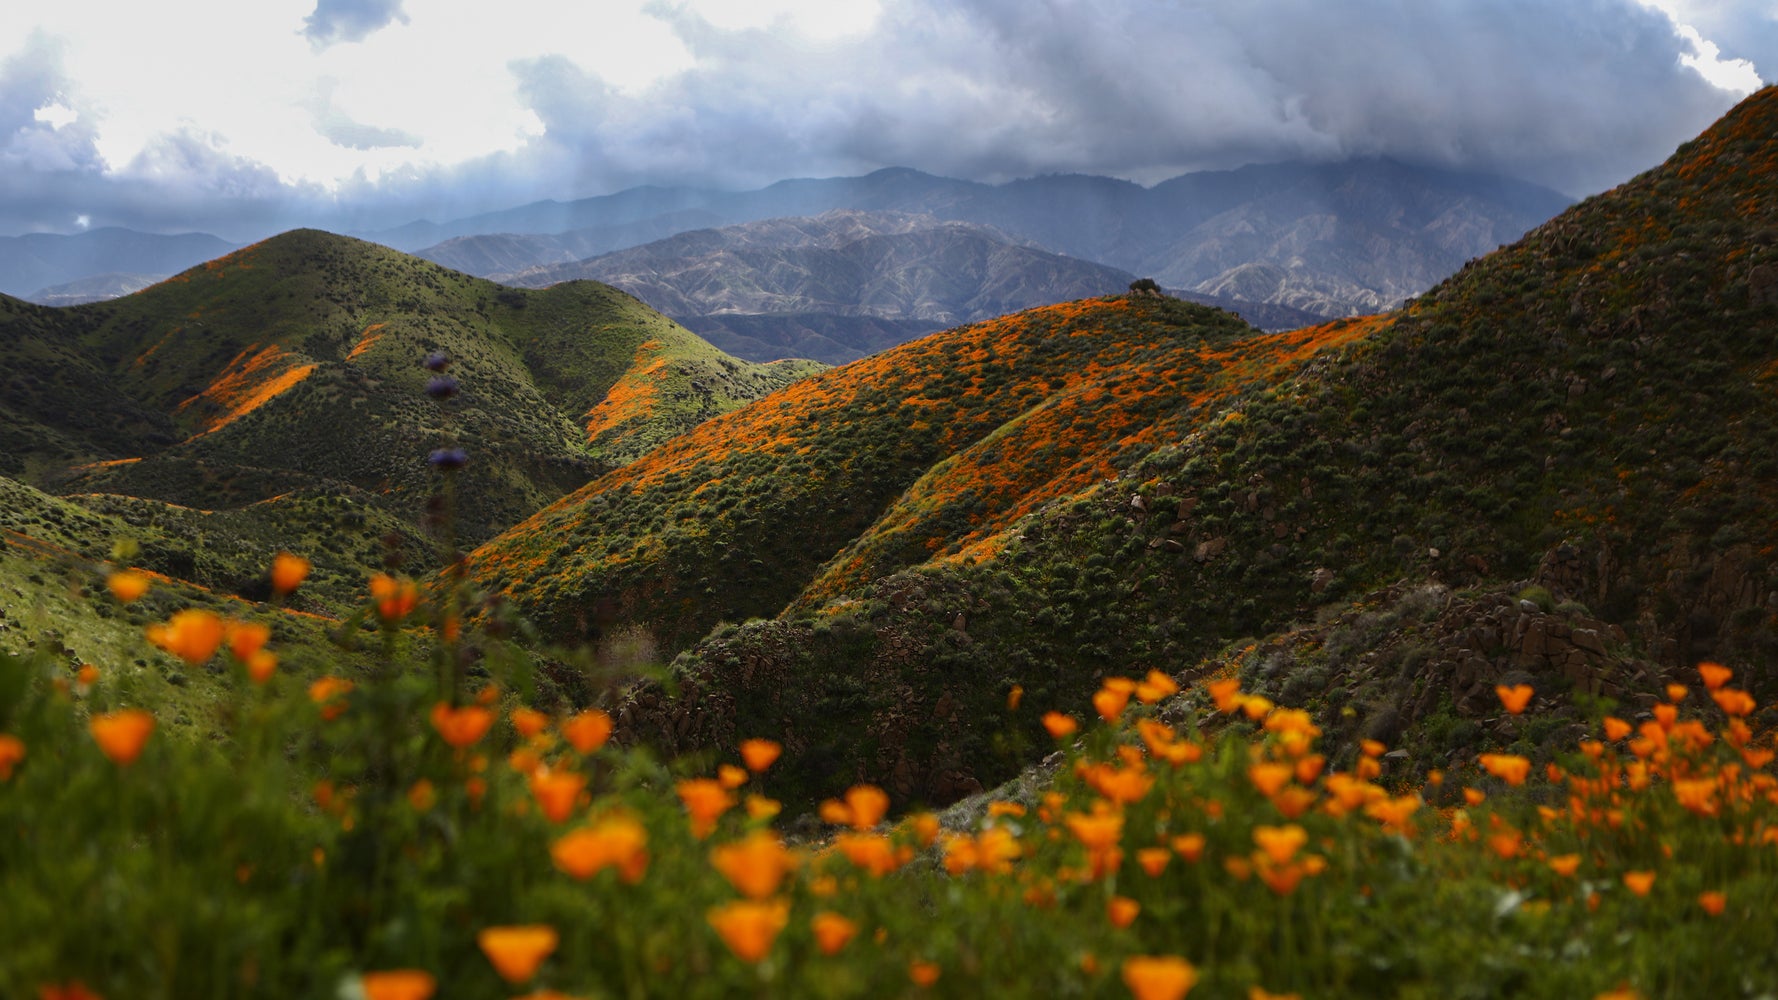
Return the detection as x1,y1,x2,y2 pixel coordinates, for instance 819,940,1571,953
463,88,1778,807
0,230,817,598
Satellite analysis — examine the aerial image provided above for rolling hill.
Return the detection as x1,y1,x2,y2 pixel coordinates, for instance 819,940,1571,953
0,230,817,609
460,87,1778,807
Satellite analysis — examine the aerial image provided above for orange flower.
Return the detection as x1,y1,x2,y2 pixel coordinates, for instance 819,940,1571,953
107,570,151,603
840,784,889,830
510,707,550,738
1623,870,1656,896
145,609,225,665
1137,846,1171,877
1548,854,1582,877
678,778,735,838
89,709,155,766
477,924,559,984
308,676,354,720
561,710,613,754
270,552,310,595
1207,677,1244,714
227,620,271,662
908,961,941,987
1043,712,1079,739
1602,716,1632,741
1253,824,1307,865
36,980,103,1000
368,573,419,622
1136,669,1179,704
1122,955,1199,1000
1007,684,1024,710
833,832,903,876
1698,890,1726,916
430,702,494,749
811,911,857,955
360,970,435,1000
0,734,24,780
1479,753,1531,786
529,768,588,823
1360,739,1387,758
1697,662,1732,691
245,650,278,684
407,780,436,812
1711,688,1757,717
1248,762,1293,797
1664,683,1689,704
710,829,797,899
1107,895,1141,928
1171,832,1206,863
740,738,782,772
717,763,749,790
1495,684,1534,715
707,898,789,963
551,814,649,883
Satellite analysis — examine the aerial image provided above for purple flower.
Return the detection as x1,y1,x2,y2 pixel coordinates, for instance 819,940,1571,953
423,351,451,372
428,448,469,471
425,376,459,400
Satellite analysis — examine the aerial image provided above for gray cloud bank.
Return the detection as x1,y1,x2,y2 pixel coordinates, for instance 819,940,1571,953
1,0,1766,240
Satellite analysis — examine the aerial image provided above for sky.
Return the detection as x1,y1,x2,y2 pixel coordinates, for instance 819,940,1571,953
0,0,1770,241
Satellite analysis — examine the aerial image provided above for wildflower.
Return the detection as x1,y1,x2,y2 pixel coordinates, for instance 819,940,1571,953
1122,955,1199,1000
840,784,890,830
1548,854,1582,877
746,794,782,821
226,620,270,662
145,609,225,665
1137,846,1171,877
1253,824,1307,865
511,707,550,738
1208,677,1244,714
1250,988,1303,1000
89,709,155,766
431,702,494,749
529,768,588,824
1479,753,1532,786
1107,895,1141,928
561,710,613,754
909,961,941,987
811,911,857,955
1697,662,1732,691
710,829,797,899
1241,695,1275,720
1171,832,1206,863
407,780,436,812
707,898,789,963
269,552,310,595
1711,688,1757,717
1623,870,1656,896
1007,684,1024,710
1094,684,1131,723
1043,712,1079,739
678,778,735,838
308,677,354,720
1603,717,1632,741
740,738,782,772
245,650,277,684
1698,891,1726,916
551,814,649,883
477,925,559,983
1360,739,1387,758
0,734,24,780
1495,684,1534,714
361,970,436,1000
1248,762,1293,797
1462,787,1487,806
107,570,151,603
368,574,419,622
37,982,104,1000
360,970,437,1000
833,832,903,876
717,763,750,790
1665,683,1689,704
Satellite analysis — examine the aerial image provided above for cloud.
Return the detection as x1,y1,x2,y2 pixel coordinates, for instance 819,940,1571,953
305,78,423,151
303,0,409,49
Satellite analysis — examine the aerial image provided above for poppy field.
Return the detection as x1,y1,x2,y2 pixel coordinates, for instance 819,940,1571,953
3,554,1774,1000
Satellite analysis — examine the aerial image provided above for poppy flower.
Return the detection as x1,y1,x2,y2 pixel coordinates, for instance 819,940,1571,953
107,570,151,603
739,738,782,773
561,710,613,754
1623,870,1656,896
430,702,494,749
89,709,155,766
528,768,588,823
1479,753,1531,786
1697,662,1732,691
1122,955,1199,1000
1107,895,1140,928
308,677,354,720
710,829,797,899
360,970,435,1000
270,553,310,595
1042,712,1079,739
707,899,789,963
551,815,649,882
811,911,857,955
145,609,225,665
477,924,559,984
1495,684,1534,714
1698,891,1726,916
0,734,24,780
908,961,940,987
368,574,419,622
227,621,271,662
677,778,735,838
1253,824,1307,865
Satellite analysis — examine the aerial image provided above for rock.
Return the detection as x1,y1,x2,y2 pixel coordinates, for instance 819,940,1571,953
1194,537,1227,562
1130,494,1147,512
1310,567,1336,593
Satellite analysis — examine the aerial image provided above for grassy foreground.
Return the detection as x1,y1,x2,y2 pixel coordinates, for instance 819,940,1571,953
1,551,1774,1000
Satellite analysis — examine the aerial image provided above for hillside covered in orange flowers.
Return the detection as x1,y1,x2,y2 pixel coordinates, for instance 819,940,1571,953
462,86,1778,807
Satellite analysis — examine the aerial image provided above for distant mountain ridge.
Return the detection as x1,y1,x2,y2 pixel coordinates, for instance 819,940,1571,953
0,227,238,299
394,159,1571,319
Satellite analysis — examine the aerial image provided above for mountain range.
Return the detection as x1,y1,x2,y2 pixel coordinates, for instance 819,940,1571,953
3,89,1773,814
0,228,238,300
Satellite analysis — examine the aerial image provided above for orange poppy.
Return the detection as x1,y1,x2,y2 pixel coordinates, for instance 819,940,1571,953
707,899,789,963
476,925,559,984
89,709,155,766
270,552,311,595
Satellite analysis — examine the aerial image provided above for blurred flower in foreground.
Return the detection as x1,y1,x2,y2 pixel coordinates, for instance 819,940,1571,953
89,709,155,766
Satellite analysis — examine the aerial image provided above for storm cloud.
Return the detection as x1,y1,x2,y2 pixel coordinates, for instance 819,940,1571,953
0,0,1765,240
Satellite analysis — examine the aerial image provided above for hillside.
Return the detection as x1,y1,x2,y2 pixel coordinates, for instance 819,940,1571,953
399,160,1568,320
462,87,1778,807
0,230,816,604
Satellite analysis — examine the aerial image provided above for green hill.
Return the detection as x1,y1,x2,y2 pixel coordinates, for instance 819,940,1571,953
466,87,1778,808
0,230,817,609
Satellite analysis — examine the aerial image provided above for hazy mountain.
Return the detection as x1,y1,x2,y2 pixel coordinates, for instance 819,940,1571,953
0,228,237,299
458,87,1778,807
26,272,163,307
397,160,1569,319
